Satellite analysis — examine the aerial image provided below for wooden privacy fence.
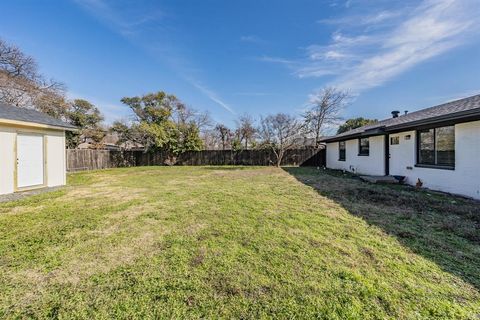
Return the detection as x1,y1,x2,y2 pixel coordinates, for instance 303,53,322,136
66,148,326,172
66,150,137,172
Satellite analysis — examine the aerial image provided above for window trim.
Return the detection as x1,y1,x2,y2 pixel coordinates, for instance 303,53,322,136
338,141,346,161
414,164,455,171
358,137,370,156
390,136,400,145
416,126,455,170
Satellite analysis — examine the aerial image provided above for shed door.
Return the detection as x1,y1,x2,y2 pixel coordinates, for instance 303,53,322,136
17,134,45,188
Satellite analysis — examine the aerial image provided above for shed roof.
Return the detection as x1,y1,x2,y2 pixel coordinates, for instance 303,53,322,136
0,103,76,130
322,94,480,142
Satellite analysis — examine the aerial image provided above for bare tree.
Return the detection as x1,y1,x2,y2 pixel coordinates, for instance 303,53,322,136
258,113,303,167
34,88,69,119
0,38,37,78
0,38,65,112
172,101,212,130
200,129,218,150
214,123,232,150
303,87,349,147
236,114,256,149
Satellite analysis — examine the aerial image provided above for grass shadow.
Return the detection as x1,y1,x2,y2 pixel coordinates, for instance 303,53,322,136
283,167,480,291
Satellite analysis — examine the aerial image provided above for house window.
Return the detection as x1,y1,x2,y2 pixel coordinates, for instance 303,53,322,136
339,141,346,161
390,136,400,145
417,126,455,168
358,138,369,156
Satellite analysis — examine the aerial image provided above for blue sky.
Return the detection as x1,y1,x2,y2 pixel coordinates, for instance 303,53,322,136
1,0,480,128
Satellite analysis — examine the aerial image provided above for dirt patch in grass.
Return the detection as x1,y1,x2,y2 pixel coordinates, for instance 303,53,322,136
58,185,147,203
191,247,207,267
59,231,158,283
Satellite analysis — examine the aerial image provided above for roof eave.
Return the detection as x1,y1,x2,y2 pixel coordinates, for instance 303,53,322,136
385,108,480,133
322,108,480,143
321,126,386,143
0,118,78,131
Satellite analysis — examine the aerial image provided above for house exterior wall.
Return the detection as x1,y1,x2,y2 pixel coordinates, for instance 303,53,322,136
326,135,385,176
0,124,67,195
389,120,480,200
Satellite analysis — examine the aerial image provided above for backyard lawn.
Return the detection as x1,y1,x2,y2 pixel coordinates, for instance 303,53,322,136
0,166,479,319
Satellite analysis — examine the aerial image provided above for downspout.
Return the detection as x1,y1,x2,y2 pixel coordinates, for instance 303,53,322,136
384,134,390,176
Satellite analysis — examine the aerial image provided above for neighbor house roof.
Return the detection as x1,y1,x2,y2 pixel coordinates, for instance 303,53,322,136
0,103,76,130
322,94,480,142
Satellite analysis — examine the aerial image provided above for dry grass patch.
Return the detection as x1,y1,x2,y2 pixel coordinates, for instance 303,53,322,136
0,166,479,319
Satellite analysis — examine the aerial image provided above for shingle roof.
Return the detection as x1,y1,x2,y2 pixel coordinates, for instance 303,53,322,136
0,103,76,130
322,94,480,142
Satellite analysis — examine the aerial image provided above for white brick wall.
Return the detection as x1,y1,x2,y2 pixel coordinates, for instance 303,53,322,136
326,120,480,199
326,135,385,176
389,121,480,199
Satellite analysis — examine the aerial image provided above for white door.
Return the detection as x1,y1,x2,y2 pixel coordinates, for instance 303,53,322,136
17,134,45,188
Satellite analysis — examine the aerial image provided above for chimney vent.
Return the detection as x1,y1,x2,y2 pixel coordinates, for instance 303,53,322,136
404,110,409,115
391,110,400,118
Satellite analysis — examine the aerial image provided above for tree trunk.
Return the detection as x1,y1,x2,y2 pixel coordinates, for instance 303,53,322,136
276,150,284,167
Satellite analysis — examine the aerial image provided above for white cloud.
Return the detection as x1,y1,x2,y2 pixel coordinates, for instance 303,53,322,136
295,66,339,79
188,80,235,115
265,0,480,93
323,51,348,60
363,11,400,24
257,55,297,65
319,10,401,27
74,0,163,37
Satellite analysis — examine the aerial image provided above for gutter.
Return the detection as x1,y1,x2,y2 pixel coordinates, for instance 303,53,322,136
322,108,480,143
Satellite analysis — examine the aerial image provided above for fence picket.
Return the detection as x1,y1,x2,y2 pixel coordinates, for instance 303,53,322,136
66,149,326,172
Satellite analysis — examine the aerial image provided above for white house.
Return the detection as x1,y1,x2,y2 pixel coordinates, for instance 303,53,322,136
0,103,76,195
321,94,480,200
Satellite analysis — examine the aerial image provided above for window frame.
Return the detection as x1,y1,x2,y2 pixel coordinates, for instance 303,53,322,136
416,126,455,170
390,136,400,145
338,141,346,161
358,137,370,156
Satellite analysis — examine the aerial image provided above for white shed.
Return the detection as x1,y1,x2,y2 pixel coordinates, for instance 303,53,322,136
0,103,76,195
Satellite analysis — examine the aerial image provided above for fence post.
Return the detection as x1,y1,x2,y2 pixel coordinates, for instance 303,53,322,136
65,148,326,171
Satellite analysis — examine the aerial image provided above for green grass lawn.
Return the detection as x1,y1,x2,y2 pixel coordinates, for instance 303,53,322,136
0,166,479,319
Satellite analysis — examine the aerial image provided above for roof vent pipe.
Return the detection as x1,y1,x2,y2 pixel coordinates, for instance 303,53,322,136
391,110,400,118
404,110,408,115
